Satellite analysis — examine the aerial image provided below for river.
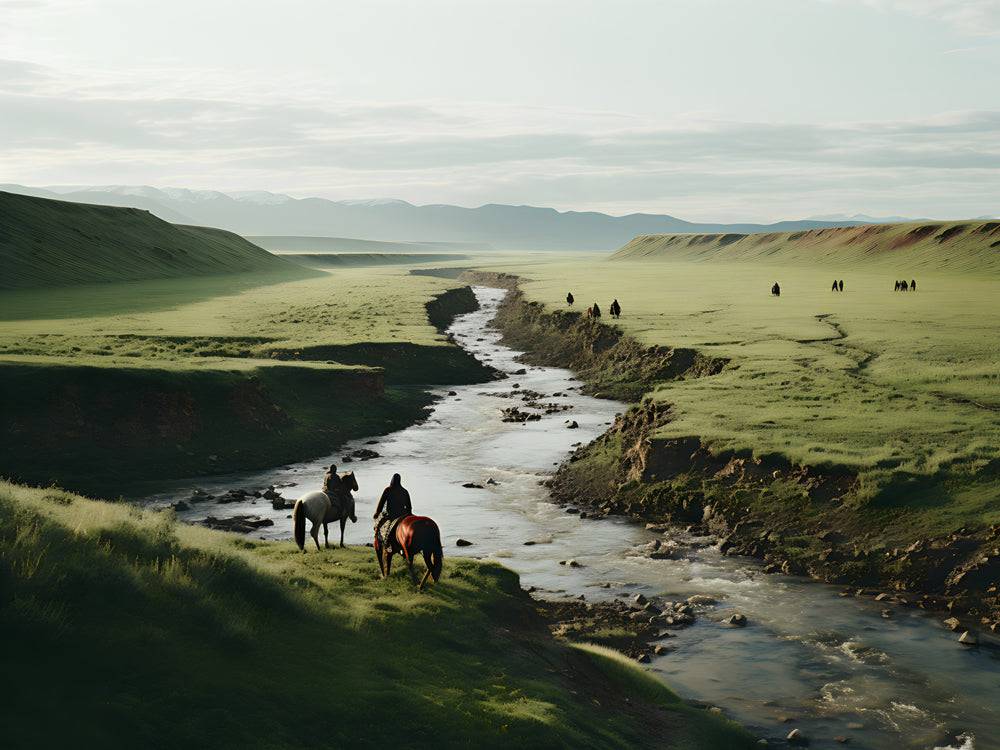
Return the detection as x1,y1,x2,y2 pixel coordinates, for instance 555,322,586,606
146,286,997,750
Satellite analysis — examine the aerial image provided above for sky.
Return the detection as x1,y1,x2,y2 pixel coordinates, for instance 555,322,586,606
0,0,998,222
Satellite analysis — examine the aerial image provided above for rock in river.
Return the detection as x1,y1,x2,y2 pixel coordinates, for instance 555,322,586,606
456,538,473,547
958,630,979,646
725,613,748,627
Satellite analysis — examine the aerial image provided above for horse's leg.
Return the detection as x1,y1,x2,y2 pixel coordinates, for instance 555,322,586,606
310,520,321,551
382,545,393,578
323,522,329,549
340,517,347,548
374,538,385,577
407,555,417,585
418,549,434,591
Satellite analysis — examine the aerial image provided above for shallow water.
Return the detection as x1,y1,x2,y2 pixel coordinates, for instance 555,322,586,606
145,286,999,750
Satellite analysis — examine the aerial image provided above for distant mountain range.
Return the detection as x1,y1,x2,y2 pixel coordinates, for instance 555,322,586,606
0,183,962,250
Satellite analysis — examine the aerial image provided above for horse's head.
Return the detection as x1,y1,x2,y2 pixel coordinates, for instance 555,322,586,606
340,471,359,522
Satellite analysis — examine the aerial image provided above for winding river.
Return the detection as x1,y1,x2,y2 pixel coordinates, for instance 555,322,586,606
146,286,997,750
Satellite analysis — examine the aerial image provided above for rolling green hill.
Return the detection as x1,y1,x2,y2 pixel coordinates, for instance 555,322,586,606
0,190,312,290
249,234,489,253
611,220,1000,274
0,481,753,749
286,252,468,268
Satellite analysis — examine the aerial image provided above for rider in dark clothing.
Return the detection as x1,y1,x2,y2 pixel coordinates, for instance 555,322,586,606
566,292,574,305
322,463,341,496
374,473,412,545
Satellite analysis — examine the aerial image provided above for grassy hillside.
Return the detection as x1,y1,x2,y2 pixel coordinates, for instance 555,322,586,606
0,481,753,749
613,220,1000,274
249,234,489,253
287,252,468,268
0,190,310,290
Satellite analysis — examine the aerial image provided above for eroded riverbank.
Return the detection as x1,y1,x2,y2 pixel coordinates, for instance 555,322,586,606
147,287,996,750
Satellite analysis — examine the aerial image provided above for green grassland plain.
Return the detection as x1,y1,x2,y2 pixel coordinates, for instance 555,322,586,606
0,263,492,493
0,481,753,749
469,226,1000,613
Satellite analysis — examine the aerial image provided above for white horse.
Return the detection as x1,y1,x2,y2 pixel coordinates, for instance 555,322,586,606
292,472,359,551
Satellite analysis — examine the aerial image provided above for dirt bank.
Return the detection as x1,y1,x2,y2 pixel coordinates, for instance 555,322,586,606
2,286,497,495
482,275,1000,630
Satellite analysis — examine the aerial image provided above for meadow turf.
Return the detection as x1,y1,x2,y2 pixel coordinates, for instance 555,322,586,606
0,264,493,493
0,481,753,750
472,249,1000,539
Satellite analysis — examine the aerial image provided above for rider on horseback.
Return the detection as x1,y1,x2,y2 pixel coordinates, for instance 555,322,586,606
322,463,341,497
374,473,412,548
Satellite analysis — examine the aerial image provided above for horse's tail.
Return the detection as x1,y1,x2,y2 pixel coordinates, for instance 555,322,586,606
428,521,443,582
293,500,305,551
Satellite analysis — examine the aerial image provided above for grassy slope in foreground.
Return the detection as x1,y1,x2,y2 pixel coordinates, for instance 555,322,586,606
0,481,752,750
612,219,1000,274
0,190,311,290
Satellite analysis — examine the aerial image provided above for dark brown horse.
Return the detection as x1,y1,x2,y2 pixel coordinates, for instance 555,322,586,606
374,514,443,590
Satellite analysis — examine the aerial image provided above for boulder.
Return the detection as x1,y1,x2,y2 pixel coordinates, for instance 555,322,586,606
653,644,672,656
456,538,474,547
943,617,961,631
170,500,190,512
958,630,979,646
633,593,648,606
565,420,579,429
786,728,807,745
635,653,650,663
462,482,484,489
725,613,748,627
687,594,717,606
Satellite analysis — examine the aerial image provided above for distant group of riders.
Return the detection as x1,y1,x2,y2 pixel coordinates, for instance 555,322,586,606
769,279,919,296
292,464,443,589
566,292,621,319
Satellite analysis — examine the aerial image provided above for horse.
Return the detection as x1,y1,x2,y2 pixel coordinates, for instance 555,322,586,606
374,514,443,590
292,471,359,551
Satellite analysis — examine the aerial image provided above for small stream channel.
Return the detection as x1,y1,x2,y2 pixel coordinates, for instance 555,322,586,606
145,286,997,750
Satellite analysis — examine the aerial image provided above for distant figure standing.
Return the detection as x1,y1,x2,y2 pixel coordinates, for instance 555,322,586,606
894,280,900,291
771,282,781,297
592,302,602,318
566,292,574,306
910,279,917,291
610,299,621,318
586,306,593,318
831,280,838,292
838,279,844,292
901,280,909,292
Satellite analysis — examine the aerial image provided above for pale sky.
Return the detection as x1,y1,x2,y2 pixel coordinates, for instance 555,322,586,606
1,0,998,221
